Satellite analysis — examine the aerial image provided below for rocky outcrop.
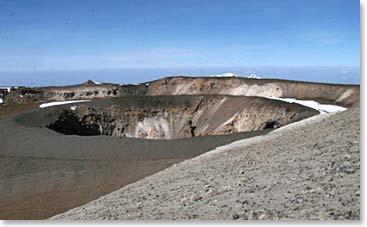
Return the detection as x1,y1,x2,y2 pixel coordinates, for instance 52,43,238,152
41,81,121,101
43,95,318,139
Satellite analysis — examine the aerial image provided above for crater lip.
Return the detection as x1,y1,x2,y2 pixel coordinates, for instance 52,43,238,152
15,95,320,140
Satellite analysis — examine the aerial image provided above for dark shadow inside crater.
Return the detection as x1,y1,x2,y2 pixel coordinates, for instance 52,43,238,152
47,111,101,136
263,120,281,129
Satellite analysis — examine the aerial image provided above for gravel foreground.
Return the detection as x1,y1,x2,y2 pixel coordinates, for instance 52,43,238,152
51,106,360,220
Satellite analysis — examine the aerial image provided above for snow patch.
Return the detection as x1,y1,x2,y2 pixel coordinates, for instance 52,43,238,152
0,87,12,92
39,100,91,108
209,73,238,77
92,80,102,85
208,72,261,79
0,98,3,104
266,96,346,114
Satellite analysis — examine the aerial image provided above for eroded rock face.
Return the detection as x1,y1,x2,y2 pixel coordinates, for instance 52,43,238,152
45,95,318,139
42,81,122,101
146,77,360,107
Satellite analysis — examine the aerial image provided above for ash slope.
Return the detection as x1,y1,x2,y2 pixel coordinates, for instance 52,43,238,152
52,106,360,220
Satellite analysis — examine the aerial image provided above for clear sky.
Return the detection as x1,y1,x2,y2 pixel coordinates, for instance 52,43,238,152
0,0,360,72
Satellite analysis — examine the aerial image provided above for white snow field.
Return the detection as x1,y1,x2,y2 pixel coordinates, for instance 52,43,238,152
266,96,346,114
209,72,238,77
39,100,91,108
208,72,261,79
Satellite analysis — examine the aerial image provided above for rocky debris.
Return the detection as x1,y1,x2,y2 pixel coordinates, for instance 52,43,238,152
2,81,121,104
4,87,45,104
117,84,148,96
0,88,9,104
44,95,318,139
51,106,360,220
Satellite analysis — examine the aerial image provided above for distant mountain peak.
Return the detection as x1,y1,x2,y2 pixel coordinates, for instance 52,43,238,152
82,80,106,86
83,80,96,86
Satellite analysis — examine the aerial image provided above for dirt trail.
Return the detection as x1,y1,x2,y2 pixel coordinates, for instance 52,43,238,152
51,106,360,220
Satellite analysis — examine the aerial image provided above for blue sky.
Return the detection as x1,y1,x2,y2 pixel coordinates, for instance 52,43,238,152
0,0,360,72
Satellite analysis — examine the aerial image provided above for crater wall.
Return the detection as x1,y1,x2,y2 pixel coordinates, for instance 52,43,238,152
18,95,319,139
2,77,359,107
146,77,360,107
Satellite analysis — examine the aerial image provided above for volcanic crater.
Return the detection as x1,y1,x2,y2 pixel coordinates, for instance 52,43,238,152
0,76,360,219
38,95,319,139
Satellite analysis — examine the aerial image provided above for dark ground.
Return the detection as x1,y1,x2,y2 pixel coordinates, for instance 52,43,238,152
0,101,271,219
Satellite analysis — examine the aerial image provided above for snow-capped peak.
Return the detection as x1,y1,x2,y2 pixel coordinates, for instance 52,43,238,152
247,74,261,79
